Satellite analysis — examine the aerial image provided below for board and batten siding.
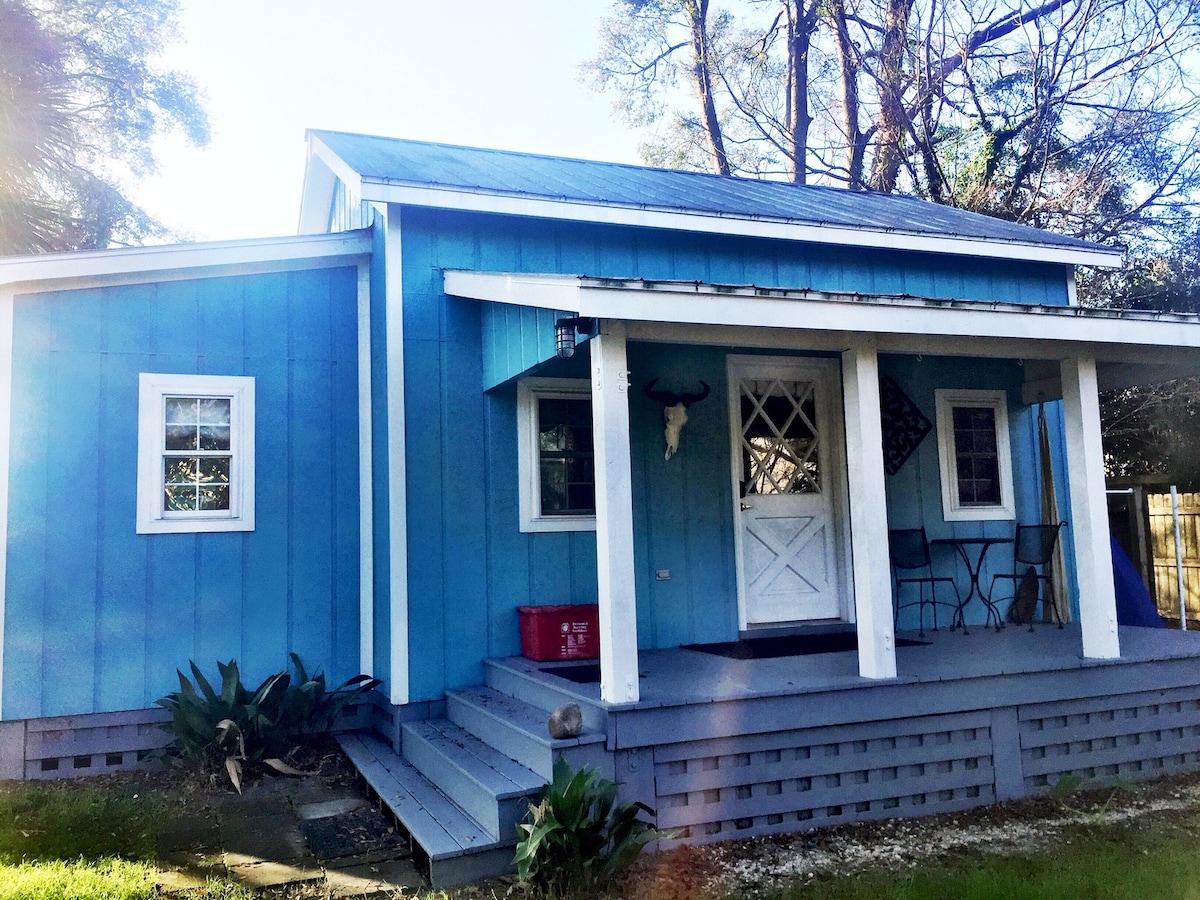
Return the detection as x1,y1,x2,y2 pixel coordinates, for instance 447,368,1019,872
396,205,1072,703
4,267,362,719
879,352,1079,628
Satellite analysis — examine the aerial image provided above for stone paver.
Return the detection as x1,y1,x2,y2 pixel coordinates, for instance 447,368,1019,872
296,796,367,820
227,856,325,888
219,810,307,860
325,857,426,898
154,770,422,896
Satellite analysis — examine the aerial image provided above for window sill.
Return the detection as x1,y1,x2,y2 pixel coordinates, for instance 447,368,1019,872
519,515,597,534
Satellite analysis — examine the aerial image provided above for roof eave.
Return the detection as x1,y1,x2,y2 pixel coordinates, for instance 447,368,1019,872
298,132,367,235
361,178,1121,268
0,229,373,292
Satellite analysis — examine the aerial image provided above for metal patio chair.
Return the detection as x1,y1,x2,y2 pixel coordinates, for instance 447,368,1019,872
889,527,961,638
988,522,1066,631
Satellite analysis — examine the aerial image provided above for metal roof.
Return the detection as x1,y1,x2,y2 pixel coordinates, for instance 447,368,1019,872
307,130,1120,266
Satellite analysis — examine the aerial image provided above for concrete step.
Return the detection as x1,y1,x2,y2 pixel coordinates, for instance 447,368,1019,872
335,731,513,889
446,686,610,781
401,719,543,840
483,658,609,733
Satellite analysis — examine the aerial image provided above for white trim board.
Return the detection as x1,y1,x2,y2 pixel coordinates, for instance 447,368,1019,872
443,272,1200,360
384,207,410,706
0,292,12,716
0,230,372,293
356,260,375,678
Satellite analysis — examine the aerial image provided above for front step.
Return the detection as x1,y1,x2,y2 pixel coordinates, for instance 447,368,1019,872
483,658,609,733
401,719,544,839
447,686,610,781
336,732,516,888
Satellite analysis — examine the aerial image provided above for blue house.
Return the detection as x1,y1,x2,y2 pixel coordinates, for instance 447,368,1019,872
4,131,1200,885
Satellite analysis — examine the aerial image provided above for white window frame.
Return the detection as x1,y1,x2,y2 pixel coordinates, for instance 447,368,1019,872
136,373,255,534
934,388,1015,522
517,377,596,533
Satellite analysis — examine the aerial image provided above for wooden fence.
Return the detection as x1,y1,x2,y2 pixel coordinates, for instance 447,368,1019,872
1149,492,1200,624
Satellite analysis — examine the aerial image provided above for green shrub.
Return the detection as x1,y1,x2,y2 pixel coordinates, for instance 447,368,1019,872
157,654,379,791
514,757,659,899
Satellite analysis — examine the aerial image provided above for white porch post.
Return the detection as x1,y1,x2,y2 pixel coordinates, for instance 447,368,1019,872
1060,355,1120,659
591,321,641,704
841,341,897,679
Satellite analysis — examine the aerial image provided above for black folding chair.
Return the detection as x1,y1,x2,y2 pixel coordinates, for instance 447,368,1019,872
889,528,961,638
988,522,1066,631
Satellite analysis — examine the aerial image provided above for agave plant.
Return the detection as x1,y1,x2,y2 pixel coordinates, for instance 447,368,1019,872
158,656,379,792
514,757,659,899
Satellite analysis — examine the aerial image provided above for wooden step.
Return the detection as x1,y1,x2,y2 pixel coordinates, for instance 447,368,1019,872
401,719,543,838
336,732,515,888
483,658,609,732
446,686,610,781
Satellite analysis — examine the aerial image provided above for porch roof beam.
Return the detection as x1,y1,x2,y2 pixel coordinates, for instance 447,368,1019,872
443,272,1200,363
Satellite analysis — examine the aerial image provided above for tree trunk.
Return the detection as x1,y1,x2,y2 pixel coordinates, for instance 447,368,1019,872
828,0,867,189
785,0,821,184
685,0,730,176
869,0,915,193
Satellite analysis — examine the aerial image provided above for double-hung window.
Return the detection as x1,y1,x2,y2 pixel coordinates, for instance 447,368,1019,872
137,373,255,534
934,388,1015,522
517,378,596,532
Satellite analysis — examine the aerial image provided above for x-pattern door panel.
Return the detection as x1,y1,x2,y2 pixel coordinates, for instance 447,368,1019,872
730,358,845,625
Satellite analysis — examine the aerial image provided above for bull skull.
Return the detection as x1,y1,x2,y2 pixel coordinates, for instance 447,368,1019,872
644,379,710,460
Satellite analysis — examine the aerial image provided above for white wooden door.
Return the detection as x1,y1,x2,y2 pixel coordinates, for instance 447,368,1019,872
729,357,846,625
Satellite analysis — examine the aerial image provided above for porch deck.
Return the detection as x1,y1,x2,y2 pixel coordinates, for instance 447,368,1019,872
516,623,1200,710
486,624,1200,845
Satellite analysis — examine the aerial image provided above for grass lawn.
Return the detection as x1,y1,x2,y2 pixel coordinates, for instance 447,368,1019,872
761,826,1200,899
0,777,254,900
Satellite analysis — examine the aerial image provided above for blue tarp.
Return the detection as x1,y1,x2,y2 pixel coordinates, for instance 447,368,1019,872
1112,535,1166,628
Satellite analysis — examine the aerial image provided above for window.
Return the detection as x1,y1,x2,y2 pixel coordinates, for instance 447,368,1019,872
517,378,595,533
137,373,255,534
934,389,1015,522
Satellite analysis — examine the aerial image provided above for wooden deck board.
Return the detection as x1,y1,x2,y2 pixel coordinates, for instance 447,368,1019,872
337,732,498,859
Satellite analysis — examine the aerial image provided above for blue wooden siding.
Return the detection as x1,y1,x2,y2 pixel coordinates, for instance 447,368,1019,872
399,206,1070,702
5,267,362,719
481,304,574,390
879,354,1078,630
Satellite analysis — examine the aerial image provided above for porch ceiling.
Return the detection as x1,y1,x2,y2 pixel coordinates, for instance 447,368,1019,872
445,271,1200,388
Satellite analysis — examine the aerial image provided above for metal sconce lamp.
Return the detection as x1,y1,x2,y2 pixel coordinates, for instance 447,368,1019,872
554,317,596,359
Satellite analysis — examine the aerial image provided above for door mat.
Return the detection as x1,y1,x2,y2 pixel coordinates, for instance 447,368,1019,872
540,633,930,683
682,632,930,660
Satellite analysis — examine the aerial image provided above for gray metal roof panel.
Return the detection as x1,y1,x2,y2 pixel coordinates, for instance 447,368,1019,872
311,130,1110,256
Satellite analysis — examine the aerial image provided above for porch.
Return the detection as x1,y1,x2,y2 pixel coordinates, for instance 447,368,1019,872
348,624,1200,886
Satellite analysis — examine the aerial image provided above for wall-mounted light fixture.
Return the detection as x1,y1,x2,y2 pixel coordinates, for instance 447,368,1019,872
554,317,596,359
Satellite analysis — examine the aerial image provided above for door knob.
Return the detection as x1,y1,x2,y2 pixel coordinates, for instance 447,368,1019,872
740,502,753,511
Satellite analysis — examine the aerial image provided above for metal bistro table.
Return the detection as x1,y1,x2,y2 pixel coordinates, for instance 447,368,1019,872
931,536,1014,633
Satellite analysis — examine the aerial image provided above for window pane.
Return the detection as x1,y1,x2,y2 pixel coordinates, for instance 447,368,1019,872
537,397,595,516
199,485,230,510
199,398,230,425
199,425,231,451
165,424,197,451
740,380,821,495
163,456,231,512
952,406,1001,505
165,397,197,424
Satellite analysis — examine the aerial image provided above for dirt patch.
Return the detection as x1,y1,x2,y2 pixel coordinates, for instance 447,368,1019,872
617,771,1200,898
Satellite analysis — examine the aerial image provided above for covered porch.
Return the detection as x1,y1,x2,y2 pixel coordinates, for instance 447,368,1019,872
484,623,1200,844
448,270,1200,706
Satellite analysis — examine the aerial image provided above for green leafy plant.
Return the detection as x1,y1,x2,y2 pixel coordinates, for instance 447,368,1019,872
514,757,659,899
157,655,379,792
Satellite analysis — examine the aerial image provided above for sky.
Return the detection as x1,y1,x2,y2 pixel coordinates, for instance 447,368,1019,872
133,0,646,242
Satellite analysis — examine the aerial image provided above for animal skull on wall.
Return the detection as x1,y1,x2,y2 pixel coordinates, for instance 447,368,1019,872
644,379,711,460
